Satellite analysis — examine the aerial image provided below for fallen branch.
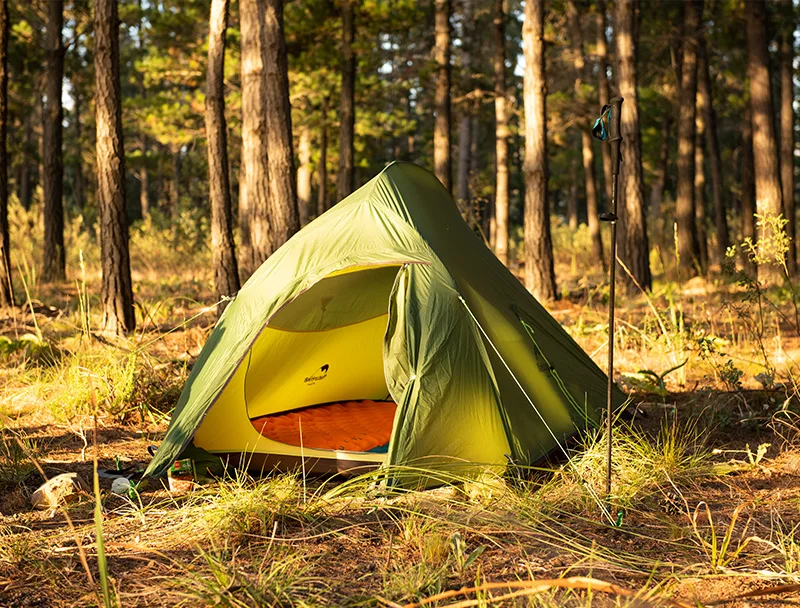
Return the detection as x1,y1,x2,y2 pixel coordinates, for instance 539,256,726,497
402,576,693,608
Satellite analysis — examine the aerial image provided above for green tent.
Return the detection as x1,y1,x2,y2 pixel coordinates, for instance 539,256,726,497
145,162,620,481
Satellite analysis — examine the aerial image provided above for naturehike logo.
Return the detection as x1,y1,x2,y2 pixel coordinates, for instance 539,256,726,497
304,364,329,384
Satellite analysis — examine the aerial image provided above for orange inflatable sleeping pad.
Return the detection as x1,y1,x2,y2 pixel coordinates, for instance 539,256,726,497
250,400,397,452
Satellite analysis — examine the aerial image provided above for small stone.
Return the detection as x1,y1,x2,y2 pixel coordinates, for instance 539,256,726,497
31,473,90,510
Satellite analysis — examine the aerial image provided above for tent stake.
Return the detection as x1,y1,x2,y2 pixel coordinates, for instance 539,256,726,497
593,97,624,500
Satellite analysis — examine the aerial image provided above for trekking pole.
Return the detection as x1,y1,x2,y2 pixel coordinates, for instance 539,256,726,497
592,96,623,500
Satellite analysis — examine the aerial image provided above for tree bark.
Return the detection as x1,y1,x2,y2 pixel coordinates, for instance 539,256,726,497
455,0,473,205
239,0,269,277
205,0,240,306
318,97,328,215
675,0,701,276
698,42,729,265
780,0,796,275
297,124,312,227
493,0,509,266
746,0,784,284
42,0,65,282
263,0,299,254
596,0,612,207
523,0,556,301
73,88,85,211
742,103,756,243
567,0,604,269
170,148,181,216
337,0,355,200
95,0,135,333
694,93,709,273
433,0,451,191
615,0,651,291
0,0,11,306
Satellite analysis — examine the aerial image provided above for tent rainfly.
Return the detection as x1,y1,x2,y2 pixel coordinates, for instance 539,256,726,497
145,162,622,483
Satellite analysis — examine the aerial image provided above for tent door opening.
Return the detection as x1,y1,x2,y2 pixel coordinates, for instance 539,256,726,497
242,264,407,455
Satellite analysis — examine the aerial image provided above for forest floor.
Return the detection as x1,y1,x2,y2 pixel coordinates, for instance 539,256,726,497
2,221,800,606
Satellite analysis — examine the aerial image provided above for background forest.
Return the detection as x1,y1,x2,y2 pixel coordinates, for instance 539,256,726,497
3,1,800,606
3,0,797,315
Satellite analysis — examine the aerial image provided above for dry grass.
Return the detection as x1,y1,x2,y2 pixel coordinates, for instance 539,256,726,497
1,213,800,606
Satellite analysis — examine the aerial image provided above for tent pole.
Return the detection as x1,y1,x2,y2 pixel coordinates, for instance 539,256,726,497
594,97,624,500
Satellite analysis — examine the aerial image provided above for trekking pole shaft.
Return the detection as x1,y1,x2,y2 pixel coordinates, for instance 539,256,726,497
603,97,623,499
605,179,618,498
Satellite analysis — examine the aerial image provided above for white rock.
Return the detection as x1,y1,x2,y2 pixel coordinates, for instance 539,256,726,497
31,473,90,510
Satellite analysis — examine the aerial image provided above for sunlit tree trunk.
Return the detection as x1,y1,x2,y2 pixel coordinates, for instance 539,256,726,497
567,0,604,270
434,0,451,191
596,0,612,207
0,0,11,306
523,0,556,301
42,0,65,282
780,0,796,275
698,42,729,265
694,94,709,273
675,0,701,277
741,103,756,244
73,88,85,211
95,0,135,333
297,124,312,227
337,0,355,200
493,0,508,266
746,0,784,284
263,0,298,253
239,0,269,276
615,0,651,291
455,0,473,205
205,0,240,306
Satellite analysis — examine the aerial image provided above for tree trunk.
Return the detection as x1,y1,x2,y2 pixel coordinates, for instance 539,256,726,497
42,0,65,282
596,0,612,207
649,115,670,220
780,0,796,275
318,97,328,215
698,42,729,265
616,0,651,291
263,0,299,254
742,103,756,243
455,0,473,204
567,0,604,269
523,0,556,301
239,0,270,277
297,124,312,227
433,0,451,191
675,0,701,277
139,135,149,218
746,0,784,284
337,0,355,200
205,0,240,306
694,97,709,273
73,90,85,210
0,0,11,306
493,0,509,266
95,0,135,333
